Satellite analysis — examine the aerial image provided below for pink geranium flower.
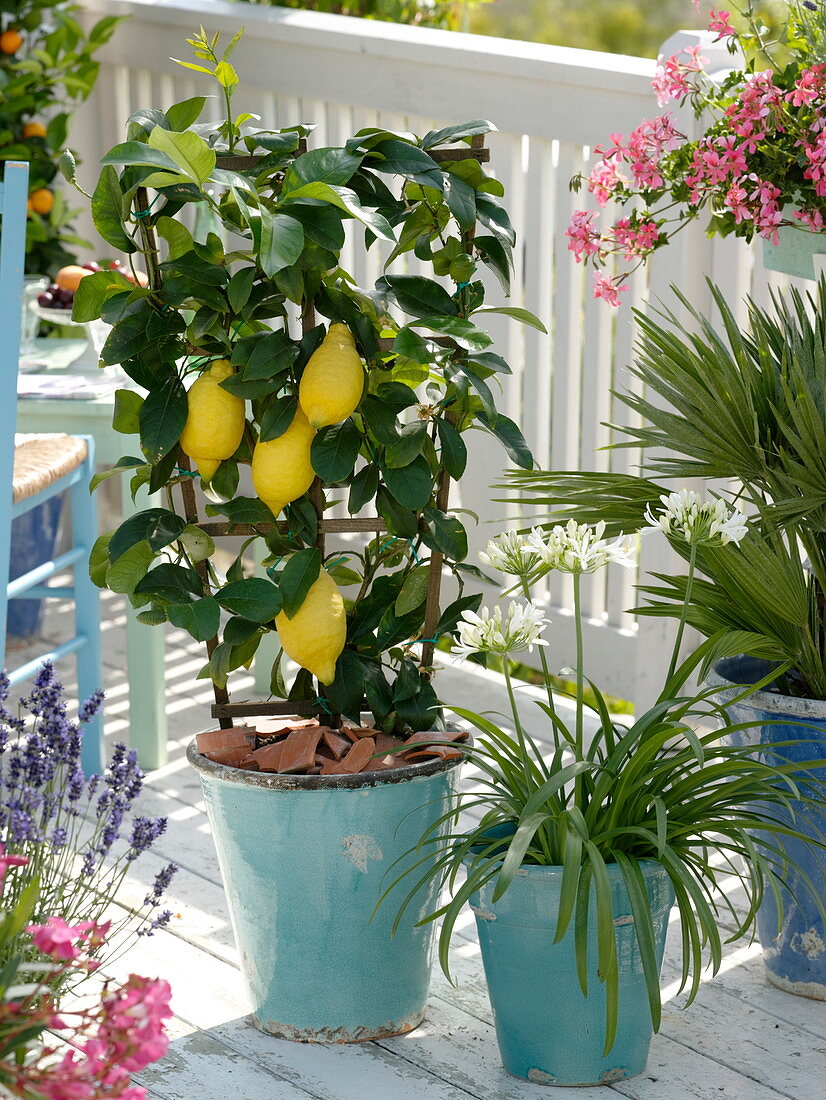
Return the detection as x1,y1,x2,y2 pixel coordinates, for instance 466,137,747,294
0,842,28,888
593,273,628,307
709,9,736,38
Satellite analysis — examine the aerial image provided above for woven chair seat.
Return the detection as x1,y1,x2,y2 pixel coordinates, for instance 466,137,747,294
12,434,89,504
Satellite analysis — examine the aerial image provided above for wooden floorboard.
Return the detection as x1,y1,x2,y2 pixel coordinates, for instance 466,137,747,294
11,593,823,1098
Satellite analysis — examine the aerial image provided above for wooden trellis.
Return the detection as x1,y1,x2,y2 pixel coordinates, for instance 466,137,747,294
134,133,489,731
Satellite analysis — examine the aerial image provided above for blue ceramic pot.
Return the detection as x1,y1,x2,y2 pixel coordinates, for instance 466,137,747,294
469,860,673,1086
708,656,826,1000
187,741,463,1041
762,221,826,280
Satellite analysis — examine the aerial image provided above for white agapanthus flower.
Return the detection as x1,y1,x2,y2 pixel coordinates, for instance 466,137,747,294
647,490,748,547
526,521,637,575
452,601,549,661
478,530,540,577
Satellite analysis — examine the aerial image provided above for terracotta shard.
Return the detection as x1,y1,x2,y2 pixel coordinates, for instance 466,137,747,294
375,733,406,760
403,728,469,749
204,745,257,767
246,741,286,772
196,726,256,755
404,744,464,763
343,725,382,741
322,729,352,760
320,737,376,775
278,727,324,773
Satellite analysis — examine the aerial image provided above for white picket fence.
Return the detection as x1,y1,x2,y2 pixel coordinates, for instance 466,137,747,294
72,1,795,706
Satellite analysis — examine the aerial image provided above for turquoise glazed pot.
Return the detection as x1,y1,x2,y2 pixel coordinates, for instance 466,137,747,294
187,741,462,1041
762,222,826,280
708,656,826,1000
470,861,674,1086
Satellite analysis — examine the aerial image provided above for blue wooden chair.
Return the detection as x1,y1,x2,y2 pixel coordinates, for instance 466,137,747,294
0,161,103,773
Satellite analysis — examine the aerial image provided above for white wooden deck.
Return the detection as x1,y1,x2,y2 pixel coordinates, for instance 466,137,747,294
12,590,826,1099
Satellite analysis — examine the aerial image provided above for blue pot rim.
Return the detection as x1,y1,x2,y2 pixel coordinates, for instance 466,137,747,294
187,738,464,791
463,855,668,881
706,656,826,720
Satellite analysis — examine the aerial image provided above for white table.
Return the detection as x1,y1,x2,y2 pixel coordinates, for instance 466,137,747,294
16,339,168,769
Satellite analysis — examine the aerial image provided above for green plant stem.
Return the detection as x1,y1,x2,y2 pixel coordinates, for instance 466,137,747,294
667,542,698,684
573,572,584,758
502,659,531,779
519,576,558,728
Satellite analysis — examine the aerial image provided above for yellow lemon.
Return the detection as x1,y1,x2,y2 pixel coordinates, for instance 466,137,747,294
251,405,316,517
179,359,246,481
275,568,346,685
299,322,364,429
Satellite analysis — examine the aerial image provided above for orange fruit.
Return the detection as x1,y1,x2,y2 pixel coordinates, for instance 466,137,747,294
0,29,23,53
28,189,54,216
55,265,92,292
23,122,46,139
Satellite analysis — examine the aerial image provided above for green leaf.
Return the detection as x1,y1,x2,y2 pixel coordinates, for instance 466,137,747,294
259,395,299,442
167,596,220,641
214,59,238,89
392,326,431,364
435,593,483,637
156,215,194,261
216,578,283,622
227,266,255,312
349,465,379,513
324,649,365,722
135,562,203,602
395,566,430,616
90,457,146,493
443,172,476,229
260,212,304,277
385,421,427,469
288,203,345,252
421,120,495,149
377,275,459,319
278,548,322,618
112,389,144,435
100,140,181,173
179,524,215,563
205,496,275,526
421,507,467,561
281,182,395,241
91,164,135,253
72,270,136,323
361,395,400,445
89,534,112,587
383,456,433,510
311,419,362,482
109,508,184,561
148,127,216,184
377,487,419,539
436,418,467,479
106,539,155,596
478,411,533,470
412,316,492,352
139,375,187,463
166,96,206,131
474,306,547,333
282,146,363,191
368,139,442,188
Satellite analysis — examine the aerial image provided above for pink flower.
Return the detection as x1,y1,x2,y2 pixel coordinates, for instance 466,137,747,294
652,47,708,106
101,974,173,1073
28,917,88,961
787,65,826,107
566,210,601,261
588,158,624,205
612,218,659,259
794,206,825,231
725,183,752,223
593,273,628,307
0,842,28,889
709,9,736,38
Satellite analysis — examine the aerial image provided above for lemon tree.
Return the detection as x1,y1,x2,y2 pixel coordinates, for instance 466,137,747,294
75,28,543,733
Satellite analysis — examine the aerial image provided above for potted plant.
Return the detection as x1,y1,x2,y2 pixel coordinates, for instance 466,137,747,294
501,279,826,1000
69,28,541,1040
564,0,826,301
389,510,825,1086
